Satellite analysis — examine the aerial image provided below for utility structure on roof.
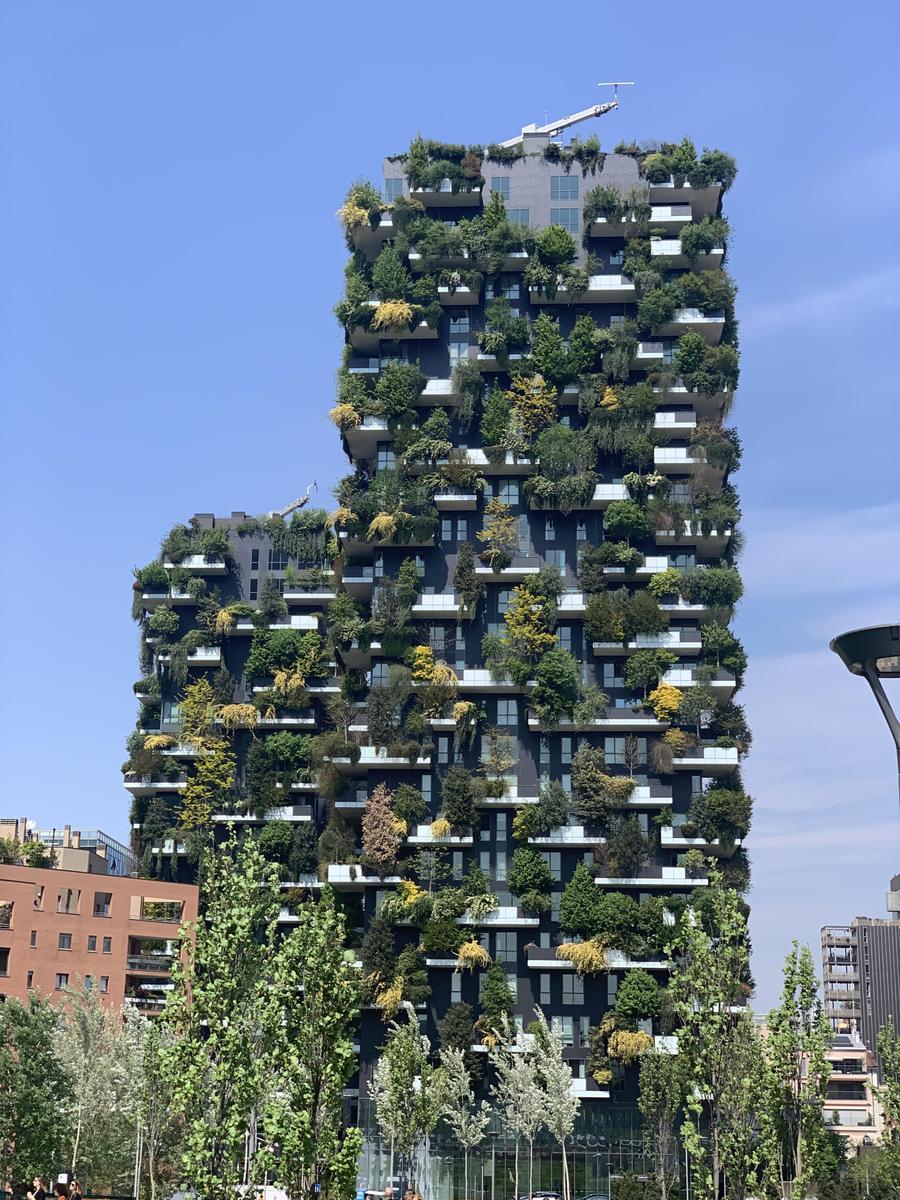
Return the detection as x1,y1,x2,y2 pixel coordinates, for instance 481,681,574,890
499,85,634,149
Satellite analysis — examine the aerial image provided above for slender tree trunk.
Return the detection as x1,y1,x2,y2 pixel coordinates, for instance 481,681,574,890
528,1136,534,1199
389,1137,395,1195
514,1137,519,1200
560,1139,570,1200
464,1147,469,1200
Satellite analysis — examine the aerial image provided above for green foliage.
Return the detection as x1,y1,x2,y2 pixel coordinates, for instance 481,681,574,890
584,590,625,645
513,777,569,840
257,819,295,867
392,783,427,827
604,499,652,543
480,965,516,1029
441,765,476,831
0,994,70,1181
681,565,743,607
454,541,486,614
507,846,554,905
532,223,577,268
245,628,324,678
604,815,650,877
374,361,426,422
480,385,511,448
686,786,752,847
360,913,396,985
616,970,662,1021
625,648,677,696
572,744,635,825
559,861,603,938
532,648,580,727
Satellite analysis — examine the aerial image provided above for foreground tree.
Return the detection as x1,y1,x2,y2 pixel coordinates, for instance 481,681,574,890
490,1019,546,1200
531,1007,581,1200
439,1047,491,1199
161,832,280,1200
139,1021,184,1200
55,988,147,1189
667,878,764,1200
763,943,833,1197
369,1007,445,1190
256,887,362,1200
0,994,69,1182
638,1049,685,1200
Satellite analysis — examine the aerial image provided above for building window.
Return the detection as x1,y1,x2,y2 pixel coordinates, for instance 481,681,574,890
451,972,462,1003
456,518,467,542
29,929,36,947
609,249,624,267
545,516,556,542
441,518,454,544
99,976,109,994
57,888,80,915
268,548,289,571
497,480,519,505
497,589,511,617
576,519,587,542
27,969,33,989
0,947,9,976
58,933,72,950
561,736,573,765
449,340,469,362
540,738,551,768
491,176,510,199
83,976,93,991
562,974,584,1006
384,178,404,200
507,208,530,226
557,626,572,653
551,176,579,200
438,737,450,765
248,578,258,601
549,207,579,233
250,548,259,570
540,973,551,1005
87,934,97,953
376,445,396,471
449,311,470,335
496,932,516,960
93,892,112,917
102,937,112,954
55,972,69,991
497,698,518,726
541,852,562,881
546,548,566,571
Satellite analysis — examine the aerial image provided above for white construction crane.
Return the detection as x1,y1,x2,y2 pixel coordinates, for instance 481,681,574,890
267,480,317,520
499,83,634,148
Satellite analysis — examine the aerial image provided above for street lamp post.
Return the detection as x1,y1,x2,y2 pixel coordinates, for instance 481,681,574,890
830,623,900,811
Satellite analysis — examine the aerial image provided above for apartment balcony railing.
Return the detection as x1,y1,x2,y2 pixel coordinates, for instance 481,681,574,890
594,865,708,889
529,274,636,305
161,554,228,574
651,238,724,271
658,308,725,344
672,745,739,772
126,954,173,973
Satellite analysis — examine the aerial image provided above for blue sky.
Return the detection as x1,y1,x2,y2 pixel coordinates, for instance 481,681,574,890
1,1,898,1009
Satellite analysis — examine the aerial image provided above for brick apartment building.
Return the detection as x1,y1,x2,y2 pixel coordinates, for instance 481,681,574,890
0,864,198,1013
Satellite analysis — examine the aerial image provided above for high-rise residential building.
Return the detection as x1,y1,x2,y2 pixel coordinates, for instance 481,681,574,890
126,120,745,1189
822,874,900,1059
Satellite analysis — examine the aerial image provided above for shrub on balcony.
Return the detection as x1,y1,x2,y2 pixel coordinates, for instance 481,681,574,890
371,300,415,332
675,333,739,396
133,674,161,697
198,528,231,560
602,815,651,877
686,786,752,847
316,813,356,870
680,565,743,607
147,605,180,636
476,498,518,572
532,649,580,728
441,765,476,832
573,686,610,725
647,567,683,600
637,284,679,333
217,704,259,732
512,777,569,841
329,403,362,431
360,912,396,987
691,422,742,474
451,542,485,617
135,561,170,591
647,682,683,721
421,918,465,956
624,648,677,697
603,499,653,544
506,373,558,445
457,940,492,971
559,861,603,938
679,216,729,265
572,746,635,825
556,938,608,975
479,965,516,1033
246,628,325,679
507,847,553,914
373,361,426,422
476,298,531,361
597,541,644,574
615,969,662,1021
257,819,294,870
625,591,668,639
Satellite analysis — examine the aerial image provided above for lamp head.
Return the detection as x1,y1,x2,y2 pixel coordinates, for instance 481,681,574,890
830,624,900,677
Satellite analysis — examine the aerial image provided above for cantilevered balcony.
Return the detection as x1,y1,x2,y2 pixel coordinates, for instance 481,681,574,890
603,554,670,578
475,555,542,582
527,825,605,849
592,628,702,656
406,824,474,847
140,588,200,610
525,946,669,972
671,745,739,772
419,377,458,405
412,593,464,618
327,864,403,890
408,248,471,272
476,351,526,372
635,341,668,366
434,490,479,510
339,639,381,670
341,565,376,598
338,530,434,559
655,522,731,555
457,905,539,928
350,309,439,354
652,383,731,421
648,178,722,217
212,804,313,825
327,745,432,773
657,308,725,344
124,774,188,795
254,713,318,730
653,409,697,438
231,614,319,636
405,448,534,476
660,815,739,856
283,580,337,606
438,284,480,306
162,555,228,574
410,183,482,207
594,865,708,889
350,212,394,254
651,238,724,271
343,416,391,458
663,666,736,697
526,711,668,734
157,646,222,668
529,274,635,304
587,482,630,509
653,445,709,474
628,783,673,808
475,783,539,808
456,668,522,693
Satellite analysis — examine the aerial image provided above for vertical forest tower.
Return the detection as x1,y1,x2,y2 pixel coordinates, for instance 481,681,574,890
127,120,749,1168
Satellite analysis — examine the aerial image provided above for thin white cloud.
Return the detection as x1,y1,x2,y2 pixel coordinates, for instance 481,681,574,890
741,502,900,598
741,265,900,334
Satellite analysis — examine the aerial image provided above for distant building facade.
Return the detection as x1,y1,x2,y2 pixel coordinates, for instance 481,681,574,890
0,817,137,876
0,863,197,1014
